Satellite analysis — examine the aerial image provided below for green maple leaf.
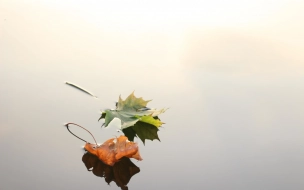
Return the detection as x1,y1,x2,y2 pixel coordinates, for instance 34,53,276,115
99,92,166,144
117,91,150,111
99,92,166,129
131,121,160,144
135,115,163,127
122,121,160,144
122,127,137,141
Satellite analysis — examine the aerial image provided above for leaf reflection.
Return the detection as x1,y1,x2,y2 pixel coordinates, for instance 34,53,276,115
82,153,140,190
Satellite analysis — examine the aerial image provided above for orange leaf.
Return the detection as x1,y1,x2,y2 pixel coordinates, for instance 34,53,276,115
84,135,142,166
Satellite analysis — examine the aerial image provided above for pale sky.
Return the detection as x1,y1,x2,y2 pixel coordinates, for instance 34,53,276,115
1,0,303,77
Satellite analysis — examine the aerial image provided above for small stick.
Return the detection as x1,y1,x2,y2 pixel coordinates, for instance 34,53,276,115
65,81,98,98
65,122,98,146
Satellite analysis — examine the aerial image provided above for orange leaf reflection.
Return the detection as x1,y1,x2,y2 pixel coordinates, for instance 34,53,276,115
82,153,140,190
84,135,142,166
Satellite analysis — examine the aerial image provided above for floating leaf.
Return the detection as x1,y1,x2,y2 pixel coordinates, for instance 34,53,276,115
117,92,150,111
131,121,160,144
84,135,142,166
100,92,166,129
104,109,139,129
122,127,136,142
136,115,163,127
121,121,161,144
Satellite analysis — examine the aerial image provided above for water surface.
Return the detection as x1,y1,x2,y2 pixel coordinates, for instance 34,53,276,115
1,1,304,190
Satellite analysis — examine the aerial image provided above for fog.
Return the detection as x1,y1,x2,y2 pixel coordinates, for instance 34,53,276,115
1,0,304,189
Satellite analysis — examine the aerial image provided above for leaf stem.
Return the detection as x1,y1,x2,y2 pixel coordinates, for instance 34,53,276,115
65,122,98,146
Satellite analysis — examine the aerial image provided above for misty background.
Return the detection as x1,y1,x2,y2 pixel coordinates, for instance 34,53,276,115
0,0,303,189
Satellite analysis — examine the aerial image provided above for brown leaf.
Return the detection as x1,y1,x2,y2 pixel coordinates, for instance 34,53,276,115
84,135,142,166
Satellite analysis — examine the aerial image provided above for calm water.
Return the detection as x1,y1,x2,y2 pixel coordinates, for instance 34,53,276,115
1,1,304,190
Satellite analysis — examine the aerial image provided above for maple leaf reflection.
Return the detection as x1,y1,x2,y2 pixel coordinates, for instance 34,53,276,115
82,153,140,190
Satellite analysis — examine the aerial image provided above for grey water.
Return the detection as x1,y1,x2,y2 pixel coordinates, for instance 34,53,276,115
1,1,304,190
